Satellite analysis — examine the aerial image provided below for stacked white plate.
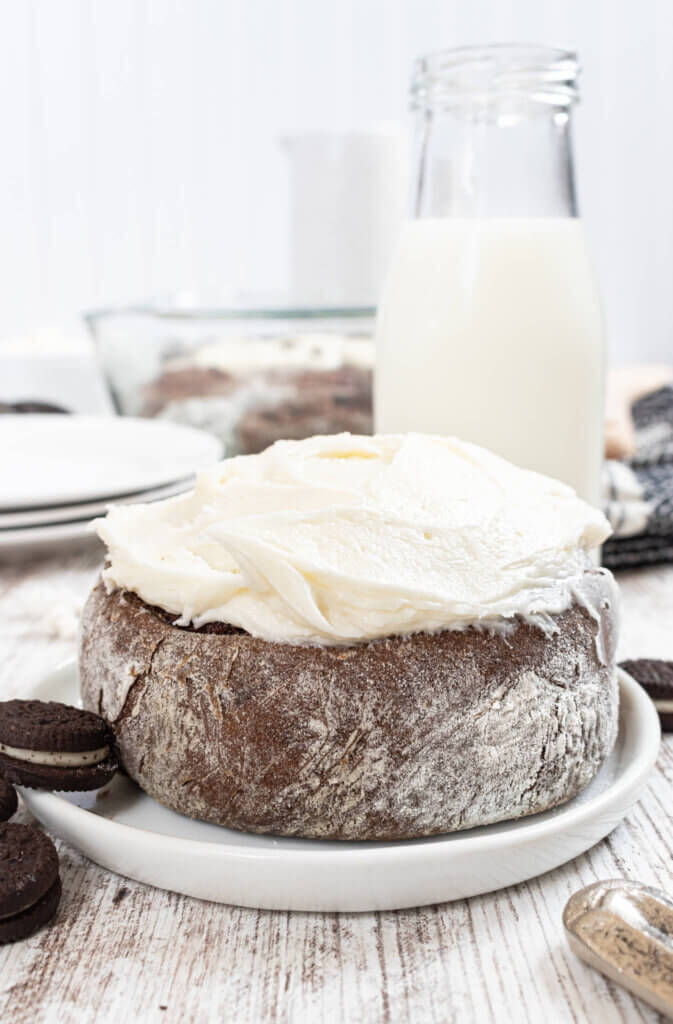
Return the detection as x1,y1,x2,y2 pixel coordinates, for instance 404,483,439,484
0,415,222,560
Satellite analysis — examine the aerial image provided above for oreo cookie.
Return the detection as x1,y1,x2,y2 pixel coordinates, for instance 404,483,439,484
0,823,61,943
5,400,69,414
620,659,673,731
0,775,17,821
0,700,118,791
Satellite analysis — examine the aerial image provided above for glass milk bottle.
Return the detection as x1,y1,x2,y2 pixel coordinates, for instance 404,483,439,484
375,46,604,505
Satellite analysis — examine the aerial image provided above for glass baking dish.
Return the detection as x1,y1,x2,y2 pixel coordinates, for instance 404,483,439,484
85,300,375,457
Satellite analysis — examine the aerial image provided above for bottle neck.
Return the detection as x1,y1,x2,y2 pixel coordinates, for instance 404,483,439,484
411,46,579,219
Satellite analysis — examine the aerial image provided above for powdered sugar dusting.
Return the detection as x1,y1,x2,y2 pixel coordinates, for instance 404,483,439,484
79,568,619,840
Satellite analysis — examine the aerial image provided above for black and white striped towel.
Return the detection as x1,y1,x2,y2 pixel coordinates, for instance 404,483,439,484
602,386,673,569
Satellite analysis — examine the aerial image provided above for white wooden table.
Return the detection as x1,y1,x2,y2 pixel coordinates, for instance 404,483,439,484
1,550,671,1024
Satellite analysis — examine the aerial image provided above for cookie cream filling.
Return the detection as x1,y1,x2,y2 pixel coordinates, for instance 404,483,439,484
95,432,613,646
0,742,110,768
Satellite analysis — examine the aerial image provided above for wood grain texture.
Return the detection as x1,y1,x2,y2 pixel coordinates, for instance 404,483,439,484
0,551,670,1023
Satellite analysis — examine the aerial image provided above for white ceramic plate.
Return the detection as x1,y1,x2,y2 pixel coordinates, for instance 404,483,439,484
2,415,222,510
20,662,660,912
0,519,101,562
0,476,194,530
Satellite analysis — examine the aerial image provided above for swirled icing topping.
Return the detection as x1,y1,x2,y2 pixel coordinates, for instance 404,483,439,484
96,433,612,645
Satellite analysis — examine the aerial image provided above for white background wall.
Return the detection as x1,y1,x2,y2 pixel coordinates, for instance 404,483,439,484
1,0,672,362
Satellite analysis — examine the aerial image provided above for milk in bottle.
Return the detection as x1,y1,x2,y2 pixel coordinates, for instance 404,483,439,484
375,46,605,505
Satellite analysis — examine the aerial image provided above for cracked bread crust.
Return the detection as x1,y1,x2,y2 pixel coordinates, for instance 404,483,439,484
78,571,619,840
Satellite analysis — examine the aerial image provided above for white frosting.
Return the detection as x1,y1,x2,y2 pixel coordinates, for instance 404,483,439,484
167,333,374,375
96,433,612,646
0,742,110,767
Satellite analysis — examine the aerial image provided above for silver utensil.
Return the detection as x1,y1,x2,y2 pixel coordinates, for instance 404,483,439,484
564,879,673,1019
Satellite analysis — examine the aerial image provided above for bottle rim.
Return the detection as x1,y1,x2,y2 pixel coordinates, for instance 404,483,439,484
411,43,579,111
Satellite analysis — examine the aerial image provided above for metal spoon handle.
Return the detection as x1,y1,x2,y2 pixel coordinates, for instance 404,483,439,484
564,879,673,1019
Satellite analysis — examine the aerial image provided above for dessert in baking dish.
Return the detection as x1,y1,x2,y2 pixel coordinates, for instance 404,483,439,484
80,433,618,840
142,334,373,454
